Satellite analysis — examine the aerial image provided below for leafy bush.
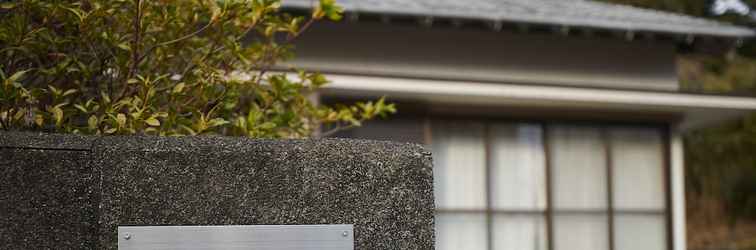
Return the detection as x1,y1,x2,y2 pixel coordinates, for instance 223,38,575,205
0,0,395,138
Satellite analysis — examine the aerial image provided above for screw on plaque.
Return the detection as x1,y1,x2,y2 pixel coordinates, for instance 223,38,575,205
124,233,132,240
342,231,349,237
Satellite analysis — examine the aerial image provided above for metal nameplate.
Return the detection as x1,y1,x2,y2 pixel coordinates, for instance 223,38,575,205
118,224,354,250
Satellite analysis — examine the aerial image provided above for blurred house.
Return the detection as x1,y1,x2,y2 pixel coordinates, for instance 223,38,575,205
282,1,756,250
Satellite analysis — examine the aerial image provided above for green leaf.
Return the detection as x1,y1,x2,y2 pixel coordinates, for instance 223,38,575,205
178,124,197,135
259,122,276,130
247,107,261,126
48,85,61,96
74,104,88,113
62,89,78,97
116,113,127,128
12,109,24,121
49,106,64,126
234,117,247,130
5,70,29,86
310,73,328,88
117,43,131,51
88,116,98,130
207,0,222,21
61,6,86,22
172,82,186,94
145,117,161,127
0,2,16,9
208,118,229,128
54,102,69,110
34,115,44,127
100,92,111,104
315,0,343,21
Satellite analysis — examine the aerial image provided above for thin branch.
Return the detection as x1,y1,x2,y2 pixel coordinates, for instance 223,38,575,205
235,23,258,42
102,43,119,97
286,17,317,43
177,23,226,83
285,0,318,43
251,16,318,87
319,123,357,138
139,8,244,68
159,21,215,48
127,0,143,80
136,20,215,66
118,0,144,101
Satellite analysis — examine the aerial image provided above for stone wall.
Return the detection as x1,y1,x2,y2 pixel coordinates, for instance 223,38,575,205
0,132,435,249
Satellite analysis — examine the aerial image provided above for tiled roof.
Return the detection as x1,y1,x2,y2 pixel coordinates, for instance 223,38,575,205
282,0,754,38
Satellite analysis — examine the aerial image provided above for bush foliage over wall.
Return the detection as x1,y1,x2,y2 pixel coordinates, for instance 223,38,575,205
0,0,395,138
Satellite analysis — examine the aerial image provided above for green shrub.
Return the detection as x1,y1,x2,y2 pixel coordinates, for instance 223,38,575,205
0,0,395,138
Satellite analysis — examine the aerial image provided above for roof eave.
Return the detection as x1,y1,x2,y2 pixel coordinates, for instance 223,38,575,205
318,73,756,131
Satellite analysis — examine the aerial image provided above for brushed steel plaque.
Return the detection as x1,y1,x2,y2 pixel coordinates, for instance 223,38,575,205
118,225,354,250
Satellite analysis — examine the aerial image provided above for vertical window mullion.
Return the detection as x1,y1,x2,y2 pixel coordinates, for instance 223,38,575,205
485,123,493,250
604,127,616,250
542,123,555,250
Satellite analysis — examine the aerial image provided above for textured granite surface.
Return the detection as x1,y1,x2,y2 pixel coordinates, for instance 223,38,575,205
0,131,95,150
0,133,99,249
0,132,435,249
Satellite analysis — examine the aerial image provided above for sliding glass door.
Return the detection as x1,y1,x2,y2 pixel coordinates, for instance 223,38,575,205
433,121,668,250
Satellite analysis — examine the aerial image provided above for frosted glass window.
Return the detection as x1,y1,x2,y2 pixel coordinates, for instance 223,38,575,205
432,122,487,209
493,215,548,250
611,128,666,210
549,126,607,209
554,214,609,250
436,214,487,250
491,124,546,210
615,214,667,250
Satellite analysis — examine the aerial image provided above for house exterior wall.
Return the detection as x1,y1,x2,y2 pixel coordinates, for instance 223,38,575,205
289,22,679,91
303,21,686,250
328,113,676,250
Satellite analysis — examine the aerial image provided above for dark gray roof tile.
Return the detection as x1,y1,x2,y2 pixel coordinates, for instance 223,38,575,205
282,0,754,37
